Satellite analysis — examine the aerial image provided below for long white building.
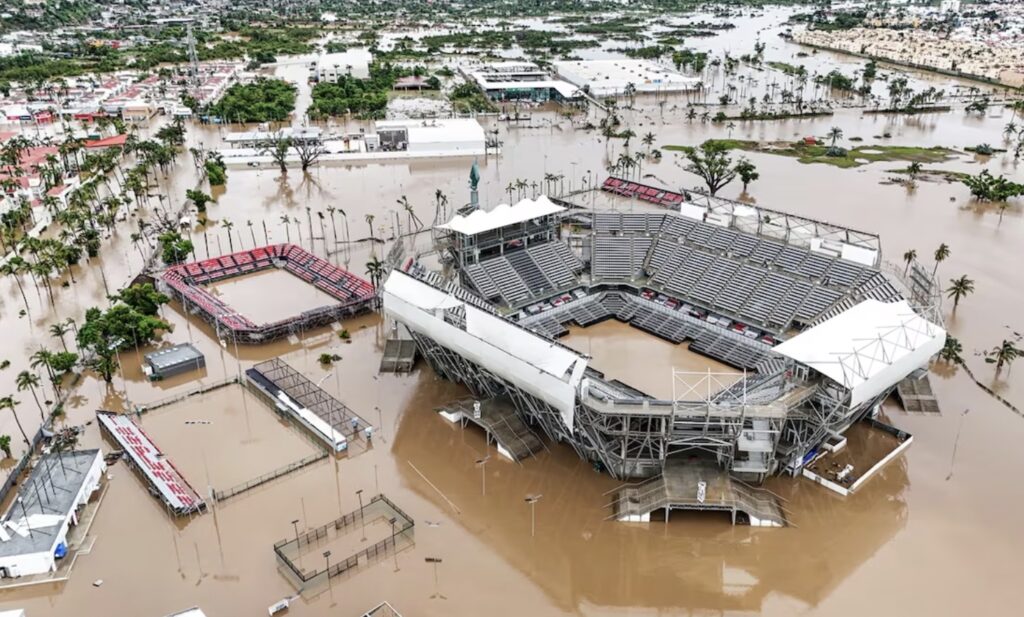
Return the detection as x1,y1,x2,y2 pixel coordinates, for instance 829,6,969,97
553,59,700,97
0,450,105,579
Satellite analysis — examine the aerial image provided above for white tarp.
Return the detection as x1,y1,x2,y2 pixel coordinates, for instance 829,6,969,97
774,299,945,406
438,196,565,236
383,271,587,430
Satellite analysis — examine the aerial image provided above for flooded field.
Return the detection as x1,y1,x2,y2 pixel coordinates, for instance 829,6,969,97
138,385,322,493
561,320,736,400
208,269,339,325
0,7,1023,617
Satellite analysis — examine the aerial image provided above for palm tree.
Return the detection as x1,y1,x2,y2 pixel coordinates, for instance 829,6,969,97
365,214,376,244
1004,121,1018,141
985,340,1021,373
49,321,71,352
222,220,235,252
939,335,963,364
15,371,45,422
906,161,922,181
642,132,655,151
946,275,975,311
1,257,31,314
29,348,56,392
279,214,292,243
0,395,29,445
933,243,950,276
902,249,917,274
365,255,385,290
827,126,843,147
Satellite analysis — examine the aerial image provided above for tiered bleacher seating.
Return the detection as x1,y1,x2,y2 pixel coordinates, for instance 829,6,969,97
160,244,375,336
601,176,686,208
479,257,531,305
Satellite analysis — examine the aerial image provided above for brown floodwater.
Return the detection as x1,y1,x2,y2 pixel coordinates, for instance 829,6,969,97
561,320,737,400
0,36,1023,616
208,269,339,325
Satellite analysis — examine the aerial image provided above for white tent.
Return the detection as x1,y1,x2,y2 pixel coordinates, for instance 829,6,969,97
773,299,945,406
437,196,565,236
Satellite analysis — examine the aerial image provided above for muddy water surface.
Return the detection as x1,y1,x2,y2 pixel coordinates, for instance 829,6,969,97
0,21,1023,616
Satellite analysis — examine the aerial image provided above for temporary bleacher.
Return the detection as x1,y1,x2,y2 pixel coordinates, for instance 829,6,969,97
601,176,686,209
160,244,375,343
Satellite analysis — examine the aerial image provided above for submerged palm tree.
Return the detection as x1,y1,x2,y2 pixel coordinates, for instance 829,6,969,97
985,340,1021,374
946,275,975,310
902,249,917,274
933,243,950,276
939,335,963,365
827,126,843,147
0,395,29,445
15,371,45,422
365,255,385,290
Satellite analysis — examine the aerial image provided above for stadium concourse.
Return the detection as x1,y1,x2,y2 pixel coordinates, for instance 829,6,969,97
158,243,375,343
382,179,946,495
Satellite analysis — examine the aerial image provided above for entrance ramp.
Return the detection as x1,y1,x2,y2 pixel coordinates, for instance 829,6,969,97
610,460,787,527
437,398,544,461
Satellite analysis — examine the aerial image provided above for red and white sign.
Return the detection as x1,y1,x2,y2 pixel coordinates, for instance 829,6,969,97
97,412,204,514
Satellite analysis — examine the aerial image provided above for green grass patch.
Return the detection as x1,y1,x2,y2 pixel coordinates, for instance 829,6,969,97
666,140,960,169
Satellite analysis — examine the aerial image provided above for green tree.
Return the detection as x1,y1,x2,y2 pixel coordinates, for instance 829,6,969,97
933,243,950,276
0,434,11,458
111,283,169,316
946,275,974,311
0,395,29,445
186,189,213,214
734,158,759,191
365,256,385,289
158,231,194,264
15,370,45,422
985,340,1021,374
684,141,738,196
939,335,963,365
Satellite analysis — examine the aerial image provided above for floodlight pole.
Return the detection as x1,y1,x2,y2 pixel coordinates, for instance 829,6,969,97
356,489,365,540
475,456,490,497
425,556,445,599
525,494,542,538
389,517,399,572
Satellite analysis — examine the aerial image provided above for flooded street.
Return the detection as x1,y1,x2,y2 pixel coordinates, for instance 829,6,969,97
1,9,1024,617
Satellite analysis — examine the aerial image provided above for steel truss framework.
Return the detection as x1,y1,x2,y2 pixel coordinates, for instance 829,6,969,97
390,189,940,482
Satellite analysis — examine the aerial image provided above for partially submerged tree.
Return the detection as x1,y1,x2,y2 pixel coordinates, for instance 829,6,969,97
946,275,975,311
683,141,737,196
735,158,759,191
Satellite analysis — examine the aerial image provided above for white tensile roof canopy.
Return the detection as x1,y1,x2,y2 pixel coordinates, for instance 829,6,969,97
773,299,945,406
438,195,565,236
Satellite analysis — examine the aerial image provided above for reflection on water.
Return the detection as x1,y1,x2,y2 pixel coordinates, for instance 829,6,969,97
0,8,1022,615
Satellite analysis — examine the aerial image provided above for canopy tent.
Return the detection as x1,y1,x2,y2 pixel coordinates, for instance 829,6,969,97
438,195,565,236
774,299,945,406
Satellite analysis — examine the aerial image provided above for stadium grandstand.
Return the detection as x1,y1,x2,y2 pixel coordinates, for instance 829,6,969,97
382,175,945,504
159,243,375,343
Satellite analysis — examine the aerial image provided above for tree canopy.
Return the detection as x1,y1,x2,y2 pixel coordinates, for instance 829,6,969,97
209,78,297,122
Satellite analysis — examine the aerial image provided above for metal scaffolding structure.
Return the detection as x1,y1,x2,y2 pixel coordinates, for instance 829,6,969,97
382,180,944,484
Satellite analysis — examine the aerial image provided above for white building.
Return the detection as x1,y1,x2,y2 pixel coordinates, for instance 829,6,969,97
0,450,105,579
463,62,580,102
373,118,486,155
553,59,700,97
310,49,372,82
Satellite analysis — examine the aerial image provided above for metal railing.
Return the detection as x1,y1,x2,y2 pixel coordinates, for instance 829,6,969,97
213,451,328,502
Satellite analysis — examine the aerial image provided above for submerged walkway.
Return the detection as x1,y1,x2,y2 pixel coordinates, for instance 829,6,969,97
610,460,787,527
437,398,545,461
